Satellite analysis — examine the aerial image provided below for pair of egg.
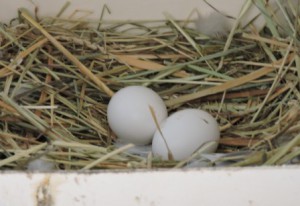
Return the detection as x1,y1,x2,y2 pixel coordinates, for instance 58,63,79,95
107,86,220,160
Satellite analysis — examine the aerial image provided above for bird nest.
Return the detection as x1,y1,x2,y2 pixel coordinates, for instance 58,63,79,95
0,4,299,170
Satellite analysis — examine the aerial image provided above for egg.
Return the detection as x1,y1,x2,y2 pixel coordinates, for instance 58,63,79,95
152,109,220,160
107,86,168,145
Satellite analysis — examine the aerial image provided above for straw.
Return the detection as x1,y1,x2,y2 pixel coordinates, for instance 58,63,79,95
19,8,114,97
0,1,299,169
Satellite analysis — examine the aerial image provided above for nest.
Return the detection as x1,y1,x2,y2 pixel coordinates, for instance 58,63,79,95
0,4,300,170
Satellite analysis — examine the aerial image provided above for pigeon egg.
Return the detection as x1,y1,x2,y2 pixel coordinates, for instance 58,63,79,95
152,109,220,160
107,86,167,145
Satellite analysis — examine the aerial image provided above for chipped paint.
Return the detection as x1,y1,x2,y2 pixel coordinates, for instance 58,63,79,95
36,176,52,206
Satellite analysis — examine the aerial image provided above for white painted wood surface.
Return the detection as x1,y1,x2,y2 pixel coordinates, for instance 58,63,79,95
0,167,299,206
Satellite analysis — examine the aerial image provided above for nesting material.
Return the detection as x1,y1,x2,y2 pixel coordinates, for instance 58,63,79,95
0,2,299,170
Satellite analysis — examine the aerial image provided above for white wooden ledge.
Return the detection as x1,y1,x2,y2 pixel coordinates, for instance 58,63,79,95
0,167,299,206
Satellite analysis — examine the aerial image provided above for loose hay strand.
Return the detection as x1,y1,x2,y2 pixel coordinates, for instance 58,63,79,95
19,8,114,97
165,53,295,107
81,143,134,170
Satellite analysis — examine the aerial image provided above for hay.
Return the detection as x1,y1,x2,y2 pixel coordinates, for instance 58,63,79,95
0,2,299,170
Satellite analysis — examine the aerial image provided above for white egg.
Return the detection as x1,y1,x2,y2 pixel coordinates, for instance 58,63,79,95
152,109,220,160
107,86,168,145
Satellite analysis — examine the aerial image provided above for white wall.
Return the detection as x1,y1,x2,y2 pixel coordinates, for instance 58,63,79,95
1,0,254,22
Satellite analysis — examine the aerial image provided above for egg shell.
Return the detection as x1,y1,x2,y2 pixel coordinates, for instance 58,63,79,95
107,86,168,145
152,109,220,160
